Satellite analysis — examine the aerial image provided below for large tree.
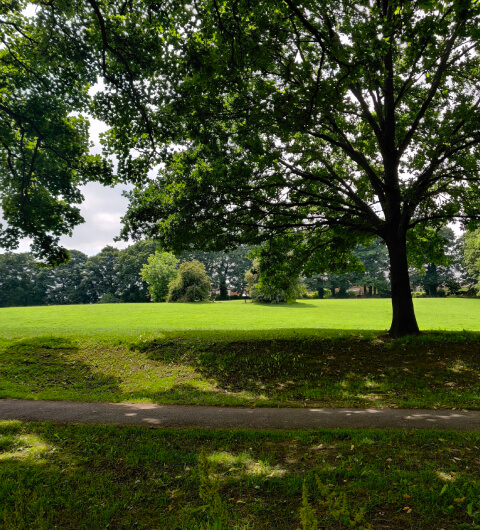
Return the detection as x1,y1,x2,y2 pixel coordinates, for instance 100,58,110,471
0,252,47,307
140,250,178,302
180,246,252,298
111,0,480,336
80,245,121,303
117,240,159,302
8,1,480,335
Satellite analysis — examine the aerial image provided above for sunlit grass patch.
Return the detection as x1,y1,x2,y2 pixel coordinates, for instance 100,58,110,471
0,433,51,462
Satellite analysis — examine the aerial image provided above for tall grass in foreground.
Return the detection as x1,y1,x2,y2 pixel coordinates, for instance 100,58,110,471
1,422,479,529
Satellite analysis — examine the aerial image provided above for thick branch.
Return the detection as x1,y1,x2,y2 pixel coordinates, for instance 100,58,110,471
398,24,462,156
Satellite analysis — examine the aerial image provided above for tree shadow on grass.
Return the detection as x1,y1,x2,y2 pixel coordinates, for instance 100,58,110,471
133,332,480,407
0,337,120,399
252,301,316,309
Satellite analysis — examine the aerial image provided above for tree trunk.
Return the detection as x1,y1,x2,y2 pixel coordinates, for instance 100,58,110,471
219,276,228,300
386,235,420,337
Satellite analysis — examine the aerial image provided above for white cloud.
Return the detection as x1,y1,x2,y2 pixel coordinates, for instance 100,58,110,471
57,182,133,255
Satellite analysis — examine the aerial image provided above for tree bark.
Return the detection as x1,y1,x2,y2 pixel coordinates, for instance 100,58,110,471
219,276,228,300
386,235,420,337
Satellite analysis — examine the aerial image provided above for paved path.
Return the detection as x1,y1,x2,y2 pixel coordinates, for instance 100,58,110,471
1,399,480,431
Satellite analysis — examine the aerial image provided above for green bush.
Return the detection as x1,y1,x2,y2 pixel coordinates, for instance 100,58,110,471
167,260,211,302
140,251,179,302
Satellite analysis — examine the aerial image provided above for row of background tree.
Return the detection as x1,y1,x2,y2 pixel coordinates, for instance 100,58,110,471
1,228,480,308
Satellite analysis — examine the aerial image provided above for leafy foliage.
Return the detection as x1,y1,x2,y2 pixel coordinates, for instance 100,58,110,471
180,246,252,298
0,2,113,264
117,240,160,302
462,229,480,293
42,250,90,305
167,260,211,302
0,252,47,307
245,258,306,304
140,250,178,302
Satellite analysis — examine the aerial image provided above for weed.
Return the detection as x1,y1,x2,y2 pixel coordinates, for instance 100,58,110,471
299,476,371,529
197,449,228,529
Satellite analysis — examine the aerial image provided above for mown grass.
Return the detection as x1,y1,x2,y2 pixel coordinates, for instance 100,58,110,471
1,421,480,529
2,298,480,341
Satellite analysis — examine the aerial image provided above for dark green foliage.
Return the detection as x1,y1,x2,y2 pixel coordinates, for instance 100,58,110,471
304,240,391,298
117,240,160,302
43,250,90,305
180,246,251,298
462,229,480,293
0,240,159,307
0,252,47,307
80,246,121,304
245,258,306,303
167,260,211,302
353,241,390,297
0,3,113,264
410,228,462,296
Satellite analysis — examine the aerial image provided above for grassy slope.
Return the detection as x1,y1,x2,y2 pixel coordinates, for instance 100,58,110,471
2,300,480,529
0,299,480,409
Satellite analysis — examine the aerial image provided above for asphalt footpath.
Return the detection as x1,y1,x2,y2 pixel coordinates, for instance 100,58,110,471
1,399,480,431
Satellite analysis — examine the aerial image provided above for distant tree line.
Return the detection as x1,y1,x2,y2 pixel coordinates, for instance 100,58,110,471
0,241,253,307
0,231,477,308
248,229,478,302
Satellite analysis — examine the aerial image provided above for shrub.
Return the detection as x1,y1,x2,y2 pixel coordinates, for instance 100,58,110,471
167,260,211,302
97,293,122,304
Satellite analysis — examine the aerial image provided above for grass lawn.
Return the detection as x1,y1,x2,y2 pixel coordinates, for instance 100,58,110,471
2,298,480,339
1,421,480,529
0,299,480,409
2,299,480,529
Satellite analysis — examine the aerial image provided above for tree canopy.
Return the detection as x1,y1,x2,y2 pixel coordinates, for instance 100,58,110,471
5,1,480,334
0,2,113,264
180,246,252,298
